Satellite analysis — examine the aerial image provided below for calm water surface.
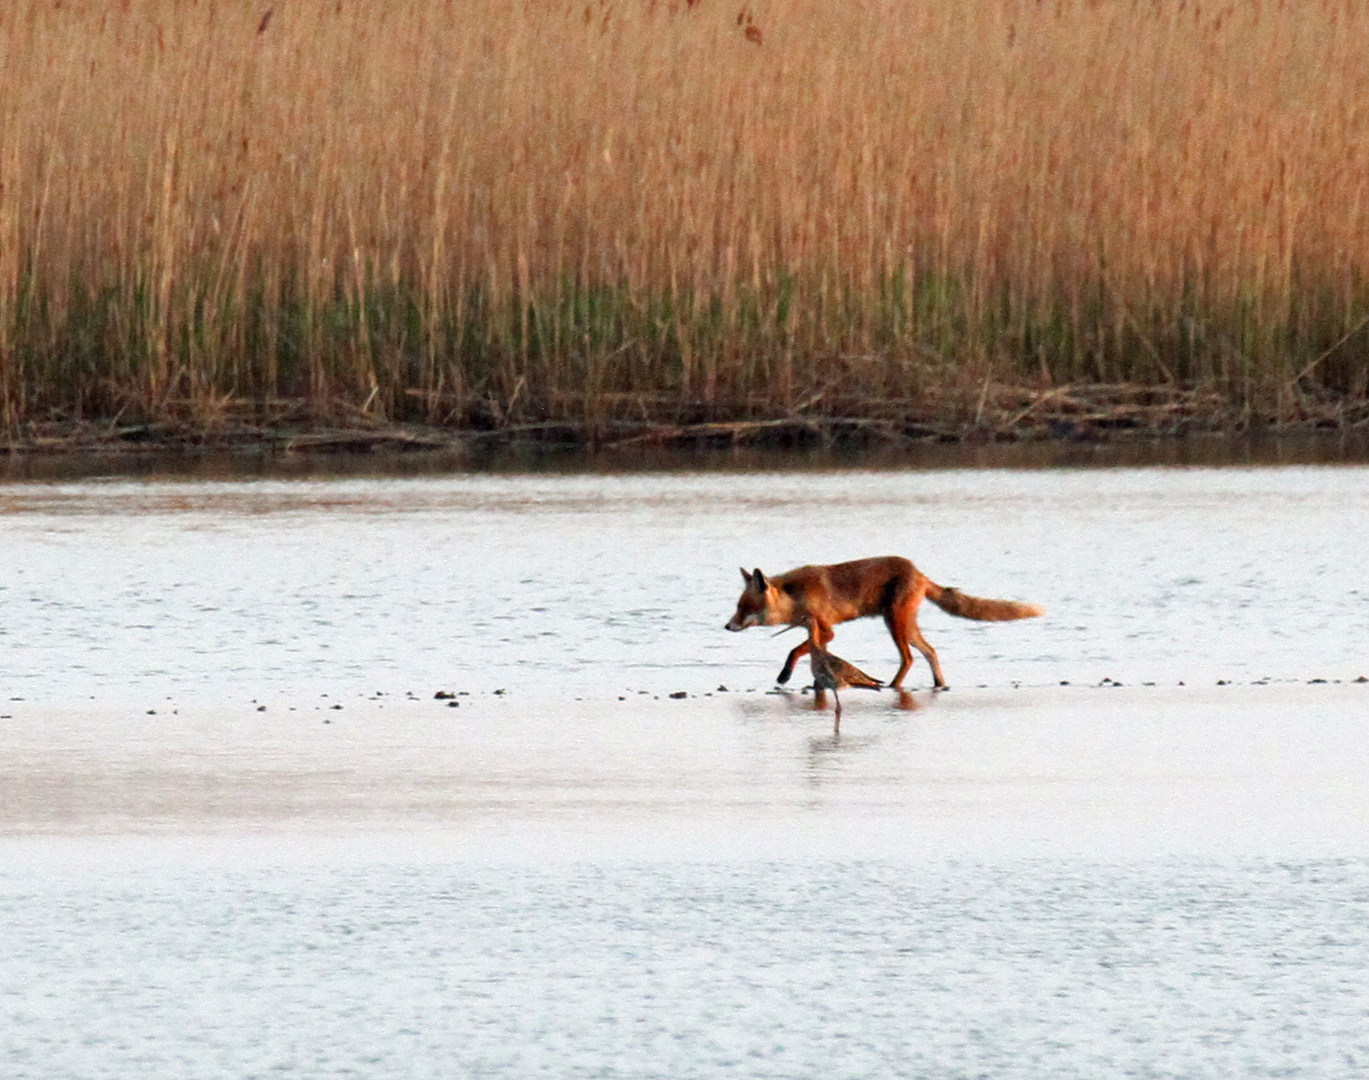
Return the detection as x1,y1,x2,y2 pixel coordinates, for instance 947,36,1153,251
3,462,1368,1078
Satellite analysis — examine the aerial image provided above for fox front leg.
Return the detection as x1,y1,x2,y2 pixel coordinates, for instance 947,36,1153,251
777,619,832,684
776,639,811,684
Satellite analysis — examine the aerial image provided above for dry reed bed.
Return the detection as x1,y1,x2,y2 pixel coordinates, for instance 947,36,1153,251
3,0,1369,443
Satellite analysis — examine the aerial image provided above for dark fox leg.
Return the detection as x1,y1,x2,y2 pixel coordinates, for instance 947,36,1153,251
777,639,809,684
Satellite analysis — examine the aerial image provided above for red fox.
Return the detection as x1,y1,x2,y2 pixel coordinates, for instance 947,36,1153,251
725,555,1042,690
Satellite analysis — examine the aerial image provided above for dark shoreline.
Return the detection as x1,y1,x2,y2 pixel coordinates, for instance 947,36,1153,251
4,416,1369,484
7,381,1369,454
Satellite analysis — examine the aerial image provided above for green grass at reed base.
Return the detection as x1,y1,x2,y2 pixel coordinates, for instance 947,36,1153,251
4,271,1367,448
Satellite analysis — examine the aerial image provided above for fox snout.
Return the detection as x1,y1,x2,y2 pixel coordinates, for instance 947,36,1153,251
725,614,753,631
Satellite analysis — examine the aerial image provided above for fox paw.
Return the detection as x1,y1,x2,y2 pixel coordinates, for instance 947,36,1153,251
776,666,794,685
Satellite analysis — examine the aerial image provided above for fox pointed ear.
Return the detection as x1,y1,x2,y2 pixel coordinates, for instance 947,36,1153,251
739,566,752,584
750,568,767,591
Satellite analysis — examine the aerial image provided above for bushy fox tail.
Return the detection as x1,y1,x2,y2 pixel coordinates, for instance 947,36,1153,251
927,583,1043,622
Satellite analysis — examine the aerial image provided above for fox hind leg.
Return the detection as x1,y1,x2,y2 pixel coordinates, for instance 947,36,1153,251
907,620,947,690
884,611,914,688
885,587,947,690
884,595,919,688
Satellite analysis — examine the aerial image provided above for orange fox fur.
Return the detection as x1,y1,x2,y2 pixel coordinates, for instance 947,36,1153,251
724,555,1042,690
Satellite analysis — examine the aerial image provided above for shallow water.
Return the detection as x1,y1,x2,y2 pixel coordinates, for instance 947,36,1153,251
3,463,1369,1077
3,465,1366,705
5,858,1368,1079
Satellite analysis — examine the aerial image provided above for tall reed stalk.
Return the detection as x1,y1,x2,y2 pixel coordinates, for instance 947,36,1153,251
3,0,1368,434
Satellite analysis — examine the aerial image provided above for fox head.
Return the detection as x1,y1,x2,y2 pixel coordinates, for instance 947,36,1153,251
725,567,786,631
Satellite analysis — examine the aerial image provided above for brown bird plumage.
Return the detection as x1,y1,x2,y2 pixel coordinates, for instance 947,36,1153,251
808,643,883,725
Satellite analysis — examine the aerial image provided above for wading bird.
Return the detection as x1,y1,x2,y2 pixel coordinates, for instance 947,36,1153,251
808,641,883,728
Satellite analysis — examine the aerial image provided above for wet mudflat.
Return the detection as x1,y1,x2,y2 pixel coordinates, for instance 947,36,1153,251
3,460,1368,1077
